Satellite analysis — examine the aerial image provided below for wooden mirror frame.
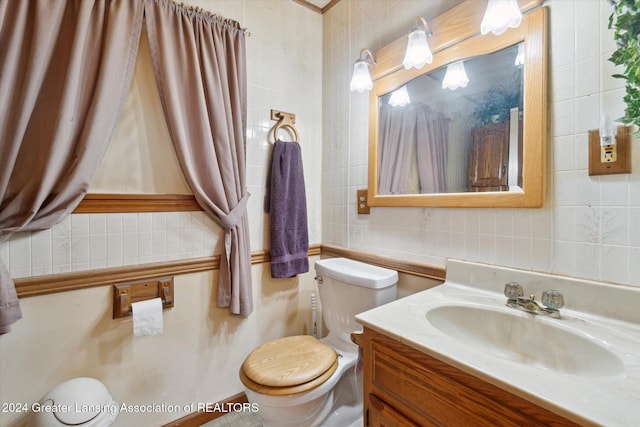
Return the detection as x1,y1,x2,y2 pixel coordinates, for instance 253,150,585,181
367,1,547,208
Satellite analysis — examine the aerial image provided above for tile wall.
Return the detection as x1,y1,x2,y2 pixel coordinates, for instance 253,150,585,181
322,0,640,287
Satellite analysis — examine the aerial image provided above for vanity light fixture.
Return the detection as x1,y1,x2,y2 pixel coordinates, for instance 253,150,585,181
402,17,433,70
388,85,411,107
442,60,469,90
481,0,522,36
515,43,525,65
350,48,377,92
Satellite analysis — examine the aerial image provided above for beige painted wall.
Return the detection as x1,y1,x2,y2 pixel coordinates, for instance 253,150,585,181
0,262,321,426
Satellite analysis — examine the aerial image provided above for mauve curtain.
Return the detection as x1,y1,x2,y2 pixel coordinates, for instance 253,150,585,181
0,0,144,334
416,106,449,193
378,105,419,194
144,0,252,316
378,103,449,195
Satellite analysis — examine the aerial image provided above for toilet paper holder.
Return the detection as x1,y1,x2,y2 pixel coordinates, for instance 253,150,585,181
113,277,174,319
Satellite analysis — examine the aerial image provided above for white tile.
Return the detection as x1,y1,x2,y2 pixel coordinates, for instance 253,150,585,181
574,93,600,134
494,236,513,266
52,236,71,268
531,238,552,272
152,231,166,257
554,135,575,171
575,206,599,244
107,234,123,266
90,214,106,234
9,233,31,272
574,133,589,170
138,232,152,258
513,210,532,239
575,0,600,61
52,216,71,237
477,235,496,265
600,244,628,284
152,212,166,231
89,234,107,262
551,63,575,103
123,213,138,233
138,213,153,232
552,100,575,137
600,176,628,206
107,214,123,234
71,214,90,236
70,236,89,264
549,0,576,68
554,171,577,206
600,207,628,245
31,237,52,276
512,237,532,269
575,56,599,98
630,208,640,247
553,241,576,276
574,243,600,280
555,206,576,243
531,209,553,240
166,212,180,231
575,173,600,207
122,233,138,263
629,247,640,287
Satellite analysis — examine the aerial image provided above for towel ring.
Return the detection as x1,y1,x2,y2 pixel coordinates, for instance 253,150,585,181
271,109,300,143
273,123,300,142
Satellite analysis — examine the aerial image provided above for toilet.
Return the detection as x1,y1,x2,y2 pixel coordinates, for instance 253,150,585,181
240,258,398,427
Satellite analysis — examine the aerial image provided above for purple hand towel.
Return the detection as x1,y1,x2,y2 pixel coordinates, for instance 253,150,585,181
266,140,309,278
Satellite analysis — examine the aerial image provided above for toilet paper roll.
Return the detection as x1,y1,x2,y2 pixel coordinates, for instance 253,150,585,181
132,298,163,337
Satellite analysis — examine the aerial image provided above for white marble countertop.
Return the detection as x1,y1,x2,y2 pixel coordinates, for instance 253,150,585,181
356,260,640,427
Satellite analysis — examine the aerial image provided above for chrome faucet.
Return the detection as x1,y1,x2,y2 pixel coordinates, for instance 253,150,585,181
503,282,564,319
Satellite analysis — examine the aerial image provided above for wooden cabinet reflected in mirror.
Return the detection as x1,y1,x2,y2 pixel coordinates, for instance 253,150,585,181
469,117,523,192
367,0,547,208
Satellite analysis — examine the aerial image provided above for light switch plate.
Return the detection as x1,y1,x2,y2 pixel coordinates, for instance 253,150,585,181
357,189,370,215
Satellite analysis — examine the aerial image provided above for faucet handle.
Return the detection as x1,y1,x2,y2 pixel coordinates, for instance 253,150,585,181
541,289,564,310
504,282,524,299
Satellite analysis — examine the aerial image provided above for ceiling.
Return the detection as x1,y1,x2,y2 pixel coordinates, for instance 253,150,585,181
304,0,332,8
296,0,463,17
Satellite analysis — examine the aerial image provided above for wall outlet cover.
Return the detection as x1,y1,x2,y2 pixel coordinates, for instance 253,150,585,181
588,126,631,176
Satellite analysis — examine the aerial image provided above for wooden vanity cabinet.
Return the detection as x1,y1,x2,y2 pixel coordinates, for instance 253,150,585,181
355,327,580,427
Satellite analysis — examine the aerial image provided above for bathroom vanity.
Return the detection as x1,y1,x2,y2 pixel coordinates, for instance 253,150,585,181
355,260,640,427
355,327,578,426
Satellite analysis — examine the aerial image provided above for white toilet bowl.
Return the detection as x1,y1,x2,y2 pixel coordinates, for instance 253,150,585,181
240,258,398,427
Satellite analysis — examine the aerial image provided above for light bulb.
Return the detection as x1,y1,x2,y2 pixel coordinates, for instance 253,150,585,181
350,59,373,92
481,0,522,36
403,29,433,70
442,61,469,91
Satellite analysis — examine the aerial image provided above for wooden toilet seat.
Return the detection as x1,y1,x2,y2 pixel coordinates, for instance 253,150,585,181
240,335,338,396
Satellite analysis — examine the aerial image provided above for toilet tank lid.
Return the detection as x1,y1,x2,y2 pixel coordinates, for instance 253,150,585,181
315,258,398,289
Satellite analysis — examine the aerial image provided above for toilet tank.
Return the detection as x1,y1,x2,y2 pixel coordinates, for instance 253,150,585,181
314,258,397,346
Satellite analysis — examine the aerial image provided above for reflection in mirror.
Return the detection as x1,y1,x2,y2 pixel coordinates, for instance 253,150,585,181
377,43,524,195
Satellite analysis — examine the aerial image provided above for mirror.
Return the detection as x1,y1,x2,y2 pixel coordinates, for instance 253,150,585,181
368,6,547,208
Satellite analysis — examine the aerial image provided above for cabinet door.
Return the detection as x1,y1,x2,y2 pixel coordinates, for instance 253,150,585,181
469,121,510,191
369,394,420,427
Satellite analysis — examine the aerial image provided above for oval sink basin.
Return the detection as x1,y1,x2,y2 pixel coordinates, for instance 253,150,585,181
426,305,624,377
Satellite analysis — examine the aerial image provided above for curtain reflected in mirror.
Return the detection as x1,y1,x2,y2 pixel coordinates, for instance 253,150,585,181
378,102,449,194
